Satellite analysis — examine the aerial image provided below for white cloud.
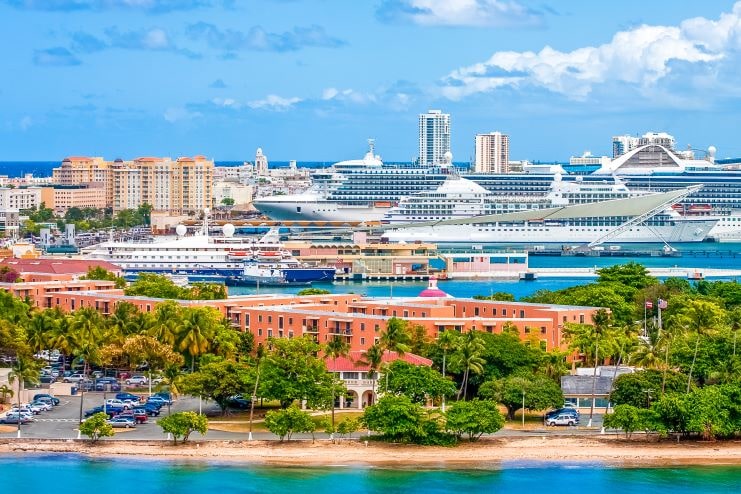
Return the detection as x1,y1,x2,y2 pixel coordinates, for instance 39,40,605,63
163,106,201,122
441,2,741,100
321,87,375,104
247,94,302,111
19,116,33,131
378,0,542,28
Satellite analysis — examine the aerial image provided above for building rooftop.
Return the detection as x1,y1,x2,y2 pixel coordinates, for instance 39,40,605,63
326,350,432,372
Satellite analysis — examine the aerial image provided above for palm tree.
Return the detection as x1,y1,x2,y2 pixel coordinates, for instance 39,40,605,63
176,308,215,371
150,301,182,347
681,300,723,392
729,310,741,358
357,343,384,406
0,384,13,404
437,330,460,411
378,317,411,389
69,308,105,424
450,330,485,401
9,355,41,437
324,335,350,435
26,312,53,357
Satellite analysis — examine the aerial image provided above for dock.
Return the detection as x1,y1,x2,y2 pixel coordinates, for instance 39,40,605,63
530,267,741,279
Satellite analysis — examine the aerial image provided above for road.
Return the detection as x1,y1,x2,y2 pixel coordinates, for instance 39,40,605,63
1,392,605,441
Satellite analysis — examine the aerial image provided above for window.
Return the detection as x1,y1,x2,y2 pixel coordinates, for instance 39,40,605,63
258,315,263,323
519,310,525,318
579,314,585,324
360,323,365,331
360,337,365,345
258,329,262,336
474,307,479,316
374,324,380,332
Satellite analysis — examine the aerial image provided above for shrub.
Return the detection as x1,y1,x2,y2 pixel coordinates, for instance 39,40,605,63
158,411,208,444
79,412,114,442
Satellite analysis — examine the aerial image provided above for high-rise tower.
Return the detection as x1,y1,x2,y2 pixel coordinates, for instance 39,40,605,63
418,110,450,165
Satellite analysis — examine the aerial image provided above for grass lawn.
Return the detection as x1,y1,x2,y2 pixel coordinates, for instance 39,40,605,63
208,410,365,434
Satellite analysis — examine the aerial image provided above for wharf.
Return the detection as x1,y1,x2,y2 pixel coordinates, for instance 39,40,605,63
532,267,741,279
335,273,433,282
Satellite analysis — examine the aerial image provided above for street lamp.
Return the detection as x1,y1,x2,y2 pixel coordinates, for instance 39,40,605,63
522,390,525,428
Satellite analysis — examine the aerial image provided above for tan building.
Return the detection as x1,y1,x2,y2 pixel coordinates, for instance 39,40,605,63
52,155,214,215
0,187,41,210
39,185,107,214
475,132,510,173
213,180,253,206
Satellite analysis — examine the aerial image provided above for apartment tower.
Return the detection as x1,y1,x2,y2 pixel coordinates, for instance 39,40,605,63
418,110,450,165
474,132,510,173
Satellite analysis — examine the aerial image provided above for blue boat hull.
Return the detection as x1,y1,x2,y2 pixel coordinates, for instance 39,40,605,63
283,268,336,283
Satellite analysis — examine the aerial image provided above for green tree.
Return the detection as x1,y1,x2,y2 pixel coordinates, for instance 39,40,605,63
336,417,361,440
357,343,384,404
180,358,252,415
8,355,41,436
137,203,152,226
362,395,425,443
610,370,686,408
449,330,485,400
0,384,14,404
220,197,235,206
69,307,105,424
259,336,336,409
445,399,504,441
158,411,208,444
596,262,657,289
602,404,657,438
176,307,220,370
296,287,331,296
479,374,563,420
676,299,725,392
264,405,316,441
79,266,126,289
473,292,515,302
79,412,115,442
324,335,350,434
379,360,456,405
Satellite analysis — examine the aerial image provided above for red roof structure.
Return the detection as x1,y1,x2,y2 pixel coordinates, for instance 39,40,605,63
325,350,432,372
0,258,122,276
418,276,450,298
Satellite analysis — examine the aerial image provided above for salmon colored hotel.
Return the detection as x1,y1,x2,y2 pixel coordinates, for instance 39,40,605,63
1,274,603,353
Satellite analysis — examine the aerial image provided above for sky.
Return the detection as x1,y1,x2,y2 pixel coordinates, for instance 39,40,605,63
1,0,741,162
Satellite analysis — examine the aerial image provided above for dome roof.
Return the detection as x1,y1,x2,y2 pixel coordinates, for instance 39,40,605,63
436,177,488,195
418,276,450,298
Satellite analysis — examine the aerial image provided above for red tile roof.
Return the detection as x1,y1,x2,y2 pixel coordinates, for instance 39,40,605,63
0,258,122,276
325,350,432,372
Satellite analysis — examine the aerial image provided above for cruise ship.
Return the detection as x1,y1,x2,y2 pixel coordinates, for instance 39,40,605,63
381,178,717,244
83,224,335,283
252,141,741,241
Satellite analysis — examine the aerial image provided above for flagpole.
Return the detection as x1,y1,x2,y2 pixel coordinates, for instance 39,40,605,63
658,301,663,332
643,300,647,337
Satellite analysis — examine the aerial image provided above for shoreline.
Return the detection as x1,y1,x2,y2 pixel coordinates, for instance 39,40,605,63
2,436,741,468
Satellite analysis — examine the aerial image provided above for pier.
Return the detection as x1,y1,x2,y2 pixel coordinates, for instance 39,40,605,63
530,267,741,279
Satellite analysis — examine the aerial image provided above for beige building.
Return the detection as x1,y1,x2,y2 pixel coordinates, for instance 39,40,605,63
213,181,253,206
39,185,107,214
474,132,510,173
52,155,214,215
0,187,41,210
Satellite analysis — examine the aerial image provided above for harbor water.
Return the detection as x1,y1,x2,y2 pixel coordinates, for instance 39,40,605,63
1,455,739,493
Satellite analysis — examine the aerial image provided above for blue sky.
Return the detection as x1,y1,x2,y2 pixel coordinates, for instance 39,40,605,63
1,0,741,162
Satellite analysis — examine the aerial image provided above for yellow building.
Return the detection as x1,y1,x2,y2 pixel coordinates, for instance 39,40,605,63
39,185,108,214
52,155,214,215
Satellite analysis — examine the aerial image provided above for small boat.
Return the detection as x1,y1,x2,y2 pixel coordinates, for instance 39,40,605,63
226,266,310,287
519,272,538,281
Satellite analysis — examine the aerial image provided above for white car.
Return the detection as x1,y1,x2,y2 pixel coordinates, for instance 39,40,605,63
63,374,86,383
29,401,52,412
12,404,41,415
104,399,131,409
122,398,141,408
125,375,148,386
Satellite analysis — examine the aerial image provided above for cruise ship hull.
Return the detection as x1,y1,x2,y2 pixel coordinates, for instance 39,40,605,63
383,219,717,244
252,200,390,222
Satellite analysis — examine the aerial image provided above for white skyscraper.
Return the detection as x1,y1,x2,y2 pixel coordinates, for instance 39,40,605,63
418,109,450,165
474,132,510,173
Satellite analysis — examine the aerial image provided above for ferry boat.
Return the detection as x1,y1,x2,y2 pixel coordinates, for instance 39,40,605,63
225,262,335,287
83,223,336,283
252,140,741,241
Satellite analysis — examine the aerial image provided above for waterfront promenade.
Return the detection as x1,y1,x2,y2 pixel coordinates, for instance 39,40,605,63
530,266,741,278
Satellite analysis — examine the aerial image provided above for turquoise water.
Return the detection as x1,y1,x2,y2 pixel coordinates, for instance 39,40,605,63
229,244,741,299
1,455,739,493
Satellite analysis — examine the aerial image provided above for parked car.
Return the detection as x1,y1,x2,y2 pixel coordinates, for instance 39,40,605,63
115,392,142,402
153,392,172,403
105,399,131,410
30,400,53,411
145,396,169,407
121,398,141,408
125,375,148,386
137,404,161,416
107,416,136,428
63,373,86,383
544,407,580,419
12,404,41,415
1,412,34,424
118,409,147,424
226,394,251,410
545,412,580,426
33,394,60,406
85,405,124,418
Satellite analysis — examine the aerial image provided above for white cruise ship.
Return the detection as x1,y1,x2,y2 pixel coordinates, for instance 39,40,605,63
381,178,718,244
252,140,741,241
382,174,649,224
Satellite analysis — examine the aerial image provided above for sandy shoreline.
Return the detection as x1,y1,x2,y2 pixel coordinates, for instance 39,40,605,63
1,436,740,468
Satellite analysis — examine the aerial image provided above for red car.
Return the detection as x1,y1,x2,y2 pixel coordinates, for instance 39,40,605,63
118,409,147,424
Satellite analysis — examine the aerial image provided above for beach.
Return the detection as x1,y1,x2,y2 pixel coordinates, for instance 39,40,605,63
1,436,740,467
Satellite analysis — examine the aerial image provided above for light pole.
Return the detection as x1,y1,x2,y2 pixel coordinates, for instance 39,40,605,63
521,390,525,428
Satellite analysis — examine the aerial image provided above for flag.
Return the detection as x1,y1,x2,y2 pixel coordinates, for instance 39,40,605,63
645,301,653,309
658,299,668,309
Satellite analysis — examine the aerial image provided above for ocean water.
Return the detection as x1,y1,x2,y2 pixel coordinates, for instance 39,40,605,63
1,455,739,493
